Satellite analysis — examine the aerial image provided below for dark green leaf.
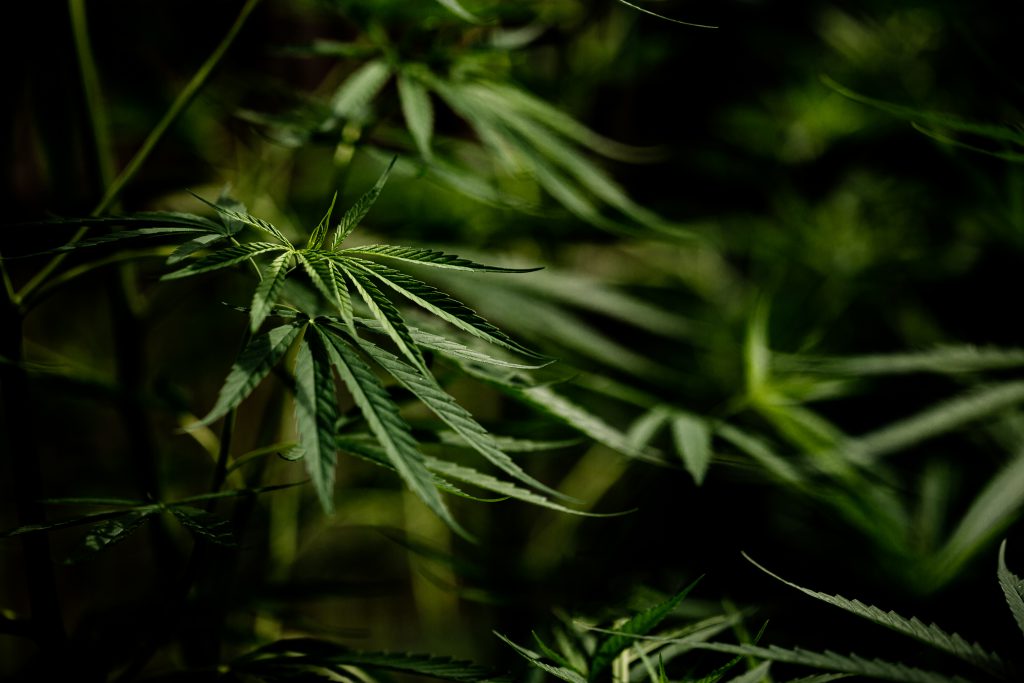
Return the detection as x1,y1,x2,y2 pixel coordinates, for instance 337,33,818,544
307,191,337,250
998,540,1024,639
189,192,291,244
294,332,341,513
192,322,304,428
161,242,289,280
589,577,702,679
316,328,465,537
344,257,542,359
340,262,426,372
350,334,568,500
169,506,237,546
65,509,158,564
495,632,587,683
340,245,541,273
296,252,354,329
331,157,397,248
167,232,228,264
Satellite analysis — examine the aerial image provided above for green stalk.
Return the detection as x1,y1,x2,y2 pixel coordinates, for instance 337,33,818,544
69,0,115,190
16,0,263,306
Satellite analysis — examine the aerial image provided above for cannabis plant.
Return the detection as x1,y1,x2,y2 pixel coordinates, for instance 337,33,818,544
504,541,1024,683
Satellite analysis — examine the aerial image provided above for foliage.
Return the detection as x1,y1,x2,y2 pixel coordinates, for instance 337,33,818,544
2,0,1023,681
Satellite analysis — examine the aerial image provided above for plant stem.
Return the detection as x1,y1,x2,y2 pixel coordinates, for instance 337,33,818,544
15,0,264,306
68,0,115,190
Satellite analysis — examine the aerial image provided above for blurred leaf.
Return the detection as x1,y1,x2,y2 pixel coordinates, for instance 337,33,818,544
671,412,712,485
846,381,1024,465
330,59,392,120
399,72,435,159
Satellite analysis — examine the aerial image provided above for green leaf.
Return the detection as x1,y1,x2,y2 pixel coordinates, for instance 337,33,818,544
330,59,391,119
341,263,426,372
334,435,488,500
331,156,397,248
316,328,464,537
518,384,661,463
998,540,1024,639
189,192,290,244
398,73,435,160
167,232,228,264
433,0,485,24
495,632,588,683
237,638,503,682
774,346,1024,376
350,335,568,500
423,456,621,517
823,77,1024,149
357,317,549,370
296,252,354,329
687,642,970,683
743,554,1006,676
161,242,289,280
249,251,293,333
307,191,337,250
613,0,717,27
293,332,341,513
671,412,712,485
169,506,237,546
0,508,151,538
846,381,1024,465
934,447,1024,585
467,81,660,163
192,322,304,428
589,578,702,680
723,662,772,683
344,257,542,359
340,245,541,273
65,509,158,564
627,408,669,450
716,424,805,486
36,226,208,255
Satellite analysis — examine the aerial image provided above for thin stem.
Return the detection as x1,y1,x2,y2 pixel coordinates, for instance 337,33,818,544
0,253,15,302
68,0,115,189
16,0,264,305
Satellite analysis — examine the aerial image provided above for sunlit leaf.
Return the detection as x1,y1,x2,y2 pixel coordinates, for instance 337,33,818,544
250,251,293,333
316,327,464,536
398,72,435,160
